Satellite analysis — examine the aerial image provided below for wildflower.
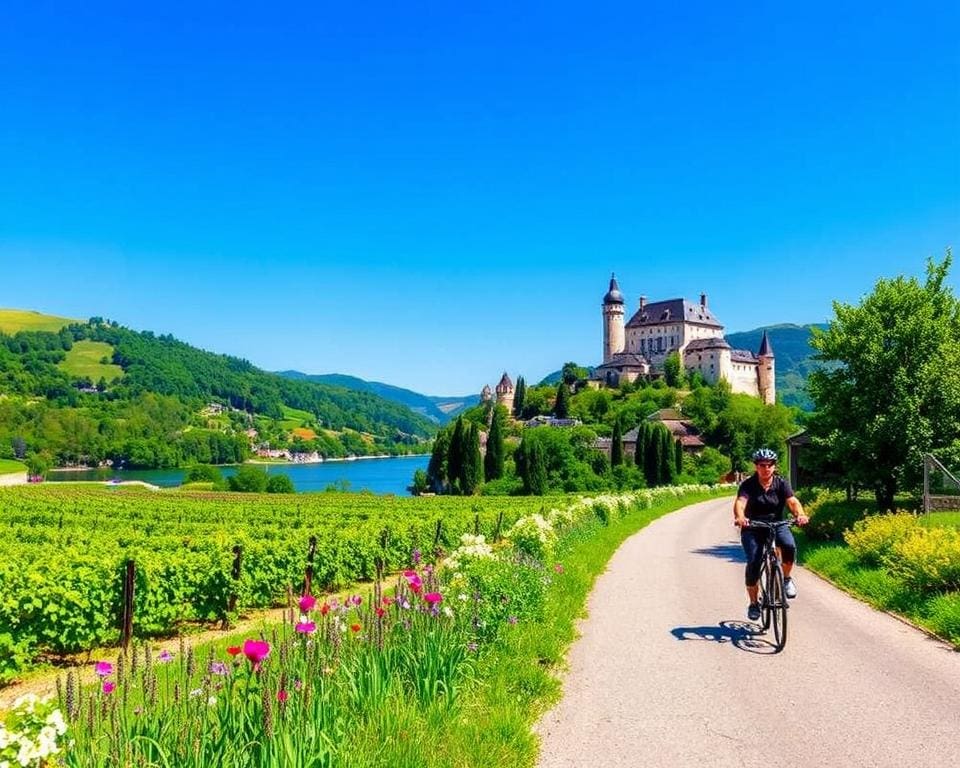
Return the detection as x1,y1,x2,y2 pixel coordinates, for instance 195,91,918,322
382,596,395,606
298,594,317,613
294,679,303,691
209,662,229,676
207,696,217,707
442,606,454,618
319,603,331,616
412,548,422,565
350,623,361,633
376,607,385,618
277,690,289,703
102,681,116,694
157,650,174,663
399,598,411,610
424,592,442,605
349,595,362,606
242,639,271,668
467,642,478,652
403,570,423,593
295,621,316,634
94,662,113,677
554,563,565,574
189,688,204,698
226,646,242,656
458,593,468,601
507,616,518,625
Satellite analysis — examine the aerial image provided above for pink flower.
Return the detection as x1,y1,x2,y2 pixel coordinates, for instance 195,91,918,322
424,592,443,605
298,594,317,613
277,690,289,703
376,607,385,618
507,616,518,625
554,563,564,574
295,621,316,634
157,650,174,663
102,681,116,694
402,569,418,578
348,594,362,607
242,639,271,666
95,662,113,677
409,581,423,595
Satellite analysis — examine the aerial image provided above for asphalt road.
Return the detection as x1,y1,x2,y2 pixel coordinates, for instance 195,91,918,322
535,497,960,768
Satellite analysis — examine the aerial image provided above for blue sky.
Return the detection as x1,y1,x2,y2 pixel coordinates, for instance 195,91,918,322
1,1,957,395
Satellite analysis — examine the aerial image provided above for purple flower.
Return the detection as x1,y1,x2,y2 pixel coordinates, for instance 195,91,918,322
507,615,518,625
95,662,113,677
209,661,229,676
295,621,316,634
467,642,478,653
157,650,174,663
412,548,422,565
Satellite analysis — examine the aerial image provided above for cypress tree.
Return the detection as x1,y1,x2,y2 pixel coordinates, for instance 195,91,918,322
484,411,505,481
635,420,646,472
645,423,662,487
513,377,526,418
463,423,483,494
554,382,570,419
611,419,624,467
675,438,684,477
659,425,674,484
526,439,548,496
427,429,451,492
447,417,465,494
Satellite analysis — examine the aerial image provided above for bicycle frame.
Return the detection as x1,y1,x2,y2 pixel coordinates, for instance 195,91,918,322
746,519,791,651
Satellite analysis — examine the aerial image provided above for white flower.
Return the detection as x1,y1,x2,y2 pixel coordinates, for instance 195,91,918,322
207,696,218,707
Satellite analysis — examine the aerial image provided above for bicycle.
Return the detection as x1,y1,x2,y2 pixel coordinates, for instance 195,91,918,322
745,519,792,652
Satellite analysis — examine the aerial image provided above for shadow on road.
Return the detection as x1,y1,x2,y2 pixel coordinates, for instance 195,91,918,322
690,543,745,563
671,620,779,655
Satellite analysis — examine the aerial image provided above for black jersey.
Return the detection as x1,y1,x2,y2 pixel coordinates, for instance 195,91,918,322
736,474,794,521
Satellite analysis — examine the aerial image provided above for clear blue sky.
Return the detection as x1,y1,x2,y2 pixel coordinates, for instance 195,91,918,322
1,2,957,395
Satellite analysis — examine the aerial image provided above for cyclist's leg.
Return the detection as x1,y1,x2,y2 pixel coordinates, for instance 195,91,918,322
775,525,798,578
740,527,763,604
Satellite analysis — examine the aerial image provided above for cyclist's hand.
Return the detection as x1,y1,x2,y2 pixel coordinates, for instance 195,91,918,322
734,516,748,528
794,514,809,526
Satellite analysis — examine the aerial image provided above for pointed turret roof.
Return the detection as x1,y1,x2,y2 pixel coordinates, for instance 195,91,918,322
603,273,624,305
758,330,774,357
496,372,514,392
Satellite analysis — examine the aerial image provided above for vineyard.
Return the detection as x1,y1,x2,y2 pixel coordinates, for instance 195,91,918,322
0,485,547,678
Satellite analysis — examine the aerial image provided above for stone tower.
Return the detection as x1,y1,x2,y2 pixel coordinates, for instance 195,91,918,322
757,330,776,405
602,274,625,363
495,372,515,415
480,384,493,403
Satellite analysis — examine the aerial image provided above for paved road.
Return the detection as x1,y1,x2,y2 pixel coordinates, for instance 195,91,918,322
535,497,960,768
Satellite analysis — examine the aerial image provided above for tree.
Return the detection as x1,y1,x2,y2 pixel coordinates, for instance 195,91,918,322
659,425,674,484
520,437,548,495
462,423,483,495
561,362,589,386
11,436,26,459
446,417,466,493
411,468,430,495
663,352,686,388
675,438,683,477
554,382,570,419
611,419,624,467
266,474,295,493
513,377,526,418
635,420,648,473
644,423,662,486
228,465,268,493
484,411,505,481
807,252,960,510
426,430,450,491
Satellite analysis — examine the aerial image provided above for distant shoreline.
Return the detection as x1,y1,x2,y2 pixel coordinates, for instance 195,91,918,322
49,453,430,473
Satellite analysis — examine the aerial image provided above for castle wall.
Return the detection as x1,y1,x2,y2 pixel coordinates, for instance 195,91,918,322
729,362,761,397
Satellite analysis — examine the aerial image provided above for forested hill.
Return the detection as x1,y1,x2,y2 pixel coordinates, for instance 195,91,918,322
0,312,436,468
278,371,479,424
725,323,827,410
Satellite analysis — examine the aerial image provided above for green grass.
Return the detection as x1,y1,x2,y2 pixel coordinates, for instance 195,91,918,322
921,511,960,529
279,403,315,430
798,534,960,647
57,339,124,382
0,308,76,334
0,459,27,476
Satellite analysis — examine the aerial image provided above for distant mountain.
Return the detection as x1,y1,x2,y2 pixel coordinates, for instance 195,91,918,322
278,371,479,424
725,323,827,410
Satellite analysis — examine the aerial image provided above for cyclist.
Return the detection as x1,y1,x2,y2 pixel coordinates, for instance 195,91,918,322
733,448,809,621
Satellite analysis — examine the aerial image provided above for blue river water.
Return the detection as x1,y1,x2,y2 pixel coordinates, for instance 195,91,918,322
47,455,430,495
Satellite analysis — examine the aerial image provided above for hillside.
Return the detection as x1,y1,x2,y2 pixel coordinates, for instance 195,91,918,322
0,309,436,469
0,308,75,334
278,371,479,424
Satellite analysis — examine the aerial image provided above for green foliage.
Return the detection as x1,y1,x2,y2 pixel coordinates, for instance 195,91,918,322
462,423,483,495
844,514,920,566
554,382,571,419
561,362,589,386
427,429,451,492
227,465,269,493
803,495,876,541
888,526,960,593
807,251,960,510
411,468,430,495
484,408,505,481
513,376,526,419
266,473,295,493
663,352,685,388
610,420,624,467
689,446,730,484
184,463,224,485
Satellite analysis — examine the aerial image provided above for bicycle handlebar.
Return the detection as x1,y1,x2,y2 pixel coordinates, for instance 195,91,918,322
741,519,794,529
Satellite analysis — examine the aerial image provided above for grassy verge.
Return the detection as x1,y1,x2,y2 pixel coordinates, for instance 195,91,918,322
334,488,730,767
0,459,27,476
798,533,960,648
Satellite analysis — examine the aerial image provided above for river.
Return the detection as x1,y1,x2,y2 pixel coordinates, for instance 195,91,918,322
47,455,430,495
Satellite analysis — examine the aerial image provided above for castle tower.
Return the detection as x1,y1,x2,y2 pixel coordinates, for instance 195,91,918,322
602,274,625,363
495,372,515,415
757,330,776,405
480,384,493,403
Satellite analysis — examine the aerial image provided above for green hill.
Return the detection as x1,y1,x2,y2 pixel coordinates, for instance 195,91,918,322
0,312,436,469
0,308,76,334
278,371,479,424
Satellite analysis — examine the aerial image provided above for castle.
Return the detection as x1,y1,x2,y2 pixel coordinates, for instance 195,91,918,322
595,274,775,404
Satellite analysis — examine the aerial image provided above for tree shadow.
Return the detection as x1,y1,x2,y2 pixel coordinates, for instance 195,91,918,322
690,543,745,563
670,620,779,655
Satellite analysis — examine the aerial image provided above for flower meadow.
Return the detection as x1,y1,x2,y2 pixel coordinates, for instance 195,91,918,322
2,484,729,767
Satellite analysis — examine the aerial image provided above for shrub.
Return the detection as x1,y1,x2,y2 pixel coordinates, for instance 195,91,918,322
456,554,546,642
228,465,268,492
888,526,960,593
0,632,31,685
926,592,960,644
806,498,878,541
506,514,556,562
266,474,295,494
844,514,919,566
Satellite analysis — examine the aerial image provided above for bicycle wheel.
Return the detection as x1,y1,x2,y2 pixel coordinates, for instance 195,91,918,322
769,558,788,651
757,560,771,631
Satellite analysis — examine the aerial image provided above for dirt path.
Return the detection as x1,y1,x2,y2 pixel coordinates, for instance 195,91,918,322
535,497,960,768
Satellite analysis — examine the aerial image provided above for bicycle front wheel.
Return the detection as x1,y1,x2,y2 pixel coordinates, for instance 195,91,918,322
769,559,788,652
758,560,771,631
